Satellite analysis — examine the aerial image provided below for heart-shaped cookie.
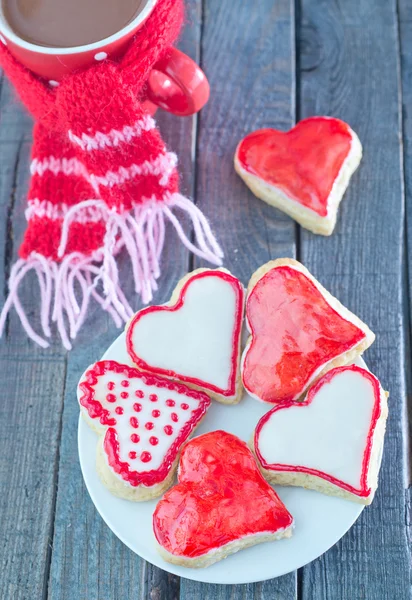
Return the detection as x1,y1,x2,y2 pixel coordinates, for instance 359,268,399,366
126,269,245,404
242,258,375,404
78,360,210,501
235,117,362,235
153,430,294,567
254,365,388,504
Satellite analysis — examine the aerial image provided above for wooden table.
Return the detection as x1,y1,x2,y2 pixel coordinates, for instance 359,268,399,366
1,1,411,598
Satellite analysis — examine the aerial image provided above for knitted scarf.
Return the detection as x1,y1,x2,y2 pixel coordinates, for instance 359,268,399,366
0,0,222,349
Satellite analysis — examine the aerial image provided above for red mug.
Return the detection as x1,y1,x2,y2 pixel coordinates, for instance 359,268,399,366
0,0,209,116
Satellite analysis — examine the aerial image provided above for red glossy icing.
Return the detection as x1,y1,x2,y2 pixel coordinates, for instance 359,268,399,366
79,360,211,487
150,436,159,446
120,391,129,399
242,264,367,403
153,430,293,558
115,407,124,415
150,394,158,402
141,451,152,463
133,403,142,412
236,117,353,216
254,365,382,497
166,399,175,407
152,409,161,418
126,271,245,397
164,425,173,435
106,393,116,403
181,403,189,410
135,390,144,399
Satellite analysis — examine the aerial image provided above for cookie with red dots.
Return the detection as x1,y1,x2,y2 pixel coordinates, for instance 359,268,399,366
78,360,211,501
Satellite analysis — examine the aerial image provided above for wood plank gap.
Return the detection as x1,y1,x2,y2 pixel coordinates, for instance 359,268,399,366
396,0,412,488
294,6,302,596
296,568,304,600
42,356,68,600
188,0,204,274
401,249,412,487
3,135,23,337
294,0,303,265
0,69,4,106
295,223,302,263
406,487,412,562
294,0,302,122
299,0,411,596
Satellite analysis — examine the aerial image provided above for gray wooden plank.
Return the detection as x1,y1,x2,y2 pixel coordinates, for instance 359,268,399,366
0,80,68,600
46,2,201,598
298,0,412,598
192,0,297,276
180,0,297,597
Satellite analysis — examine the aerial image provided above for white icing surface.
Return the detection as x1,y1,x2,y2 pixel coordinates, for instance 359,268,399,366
92,370,205,472
130,274,239,391
257,369,376,488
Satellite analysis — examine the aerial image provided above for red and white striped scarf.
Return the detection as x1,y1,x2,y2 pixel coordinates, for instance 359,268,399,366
0,0,222,349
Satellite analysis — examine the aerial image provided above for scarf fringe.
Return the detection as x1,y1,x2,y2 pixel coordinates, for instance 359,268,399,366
0,193,223,349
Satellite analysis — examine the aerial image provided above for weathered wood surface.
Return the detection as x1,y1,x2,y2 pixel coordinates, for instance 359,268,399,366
0,0,411,598
0,73,68,600
299,0,411,598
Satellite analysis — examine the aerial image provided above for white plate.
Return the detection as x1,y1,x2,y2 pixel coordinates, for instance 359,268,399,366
78,333,367,585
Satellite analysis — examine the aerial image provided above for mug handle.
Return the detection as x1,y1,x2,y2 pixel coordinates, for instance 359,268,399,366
145,47,210,117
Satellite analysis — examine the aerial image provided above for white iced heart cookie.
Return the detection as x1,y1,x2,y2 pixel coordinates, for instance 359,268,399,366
254,365,388,504
126,268,245,404
78,360,211,501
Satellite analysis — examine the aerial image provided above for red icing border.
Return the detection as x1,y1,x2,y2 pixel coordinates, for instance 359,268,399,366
79,360,211,487
126,271,244,397
242,264,367,403
254,365,383,497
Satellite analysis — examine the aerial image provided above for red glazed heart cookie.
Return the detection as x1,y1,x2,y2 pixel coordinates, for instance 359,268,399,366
126,268,245,404
254,365,388,505
242,258,375,404
235,117,362,235
153,430,294,567
78,360,211,501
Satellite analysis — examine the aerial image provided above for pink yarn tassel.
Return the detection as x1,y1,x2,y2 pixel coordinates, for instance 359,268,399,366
0,192,223,348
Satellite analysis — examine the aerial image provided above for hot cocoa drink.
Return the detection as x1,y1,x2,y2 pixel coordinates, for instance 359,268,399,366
2,0,145,48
